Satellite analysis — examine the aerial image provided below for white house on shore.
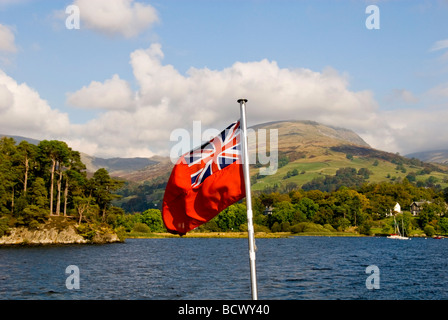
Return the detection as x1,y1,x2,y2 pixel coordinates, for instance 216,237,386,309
387,203,401,217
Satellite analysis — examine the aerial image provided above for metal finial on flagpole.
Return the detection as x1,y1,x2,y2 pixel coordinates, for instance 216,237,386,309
237,98,258,301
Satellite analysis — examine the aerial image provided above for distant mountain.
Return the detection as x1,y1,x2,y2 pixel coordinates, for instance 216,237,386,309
96,155,173,183
0,133,167,180
251,120,370,148
80,153,160,176
248,120,370,162
0,134,40,146
4,122,448,212
3,121,448,191
406,150,448,165
244,120,448,192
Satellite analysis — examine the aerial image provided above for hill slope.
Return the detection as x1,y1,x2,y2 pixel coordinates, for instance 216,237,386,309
406,150,448,165
113,120,448,211
247,121,448,192
80,153,165,180
248,120,369,162
3,121,448,200
115,120,372,184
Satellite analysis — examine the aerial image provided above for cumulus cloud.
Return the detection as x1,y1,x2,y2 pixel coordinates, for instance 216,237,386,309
72,0,159,38
0,70,70,139
129,43,382,135
4,42,448,158
0,24,17,53
70,43,448,158
66,74,135,111
379,106,448,154
62,43,387,157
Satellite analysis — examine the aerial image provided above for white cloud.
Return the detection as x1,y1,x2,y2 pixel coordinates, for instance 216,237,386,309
430,39,448,52
66,74,135,111
368,83,448,155
72,0,159,38
4,42,448,158
78,43,447,158
129,43,382,134
0,70,70,139
0,24,17,53
380,107,448,154
0,83,13,110
63,43,387,157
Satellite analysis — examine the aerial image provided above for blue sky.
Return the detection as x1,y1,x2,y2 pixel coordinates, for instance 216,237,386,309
0,0,448,158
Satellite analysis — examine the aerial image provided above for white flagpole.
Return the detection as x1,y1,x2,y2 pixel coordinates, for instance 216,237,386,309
237,99,258,300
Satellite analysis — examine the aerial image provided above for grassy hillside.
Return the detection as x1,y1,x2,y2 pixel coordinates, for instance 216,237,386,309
113,120,448,211
251,152,448,192
248,120,448,192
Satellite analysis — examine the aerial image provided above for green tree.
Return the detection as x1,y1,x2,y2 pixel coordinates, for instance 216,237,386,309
21,205,48,227
267,201,296,228
333,187,370,226
28,177,48,208
0,137,17,215
73,196,97,224
62,149,86,216
15,140,37,194
91,168,124,220
217,203,246,231
438,217,448,235
424,225,436,237
54,141,70,216
139,208,164,232
417,202,441,229
357,168,372,179
38,140,65,215
294,197,319,221
335,217,351,231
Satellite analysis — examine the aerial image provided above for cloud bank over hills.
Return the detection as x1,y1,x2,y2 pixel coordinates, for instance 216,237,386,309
1,1,447,159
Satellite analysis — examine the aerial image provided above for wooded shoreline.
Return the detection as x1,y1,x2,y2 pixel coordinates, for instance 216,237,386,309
126,231,364,239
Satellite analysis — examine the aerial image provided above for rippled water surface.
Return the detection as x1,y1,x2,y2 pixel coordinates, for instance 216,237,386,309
0,237,447,300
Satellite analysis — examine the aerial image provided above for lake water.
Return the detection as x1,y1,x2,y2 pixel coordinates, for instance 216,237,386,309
0,236,447,300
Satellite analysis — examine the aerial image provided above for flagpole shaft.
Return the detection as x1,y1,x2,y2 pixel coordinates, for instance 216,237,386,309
238,99,258,301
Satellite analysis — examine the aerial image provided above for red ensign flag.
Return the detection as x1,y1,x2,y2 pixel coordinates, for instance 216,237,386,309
162,121,245,235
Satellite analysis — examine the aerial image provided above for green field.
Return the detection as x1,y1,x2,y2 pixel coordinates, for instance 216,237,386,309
251,154,448,192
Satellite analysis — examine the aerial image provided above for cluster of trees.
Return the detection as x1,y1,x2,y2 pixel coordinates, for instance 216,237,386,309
105,208,165,234
0,137,123,235
184,179,448,236
115,178,167,213
302,167,371,192
100,176,448,237
2,136,448,239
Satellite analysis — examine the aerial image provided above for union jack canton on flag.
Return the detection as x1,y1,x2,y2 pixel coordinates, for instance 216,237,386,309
185,121,242,188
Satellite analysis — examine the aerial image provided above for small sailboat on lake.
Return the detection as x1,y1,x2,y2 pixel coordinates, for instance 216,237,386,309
387,216,410,240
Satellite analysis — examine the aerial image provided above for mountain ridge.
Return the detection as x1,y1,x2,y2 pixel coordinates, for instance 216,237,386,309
2,120,369,177
406,150,448,165
3,121,447,186
4,121,448,212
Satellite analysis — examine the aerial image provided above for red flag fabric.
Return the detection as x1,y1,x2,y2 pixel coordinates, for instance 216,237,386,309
162,121,246,235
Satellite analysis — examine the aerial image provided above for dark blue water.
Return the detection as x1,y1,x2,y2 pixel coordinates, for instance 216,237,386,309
0,237,447,300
